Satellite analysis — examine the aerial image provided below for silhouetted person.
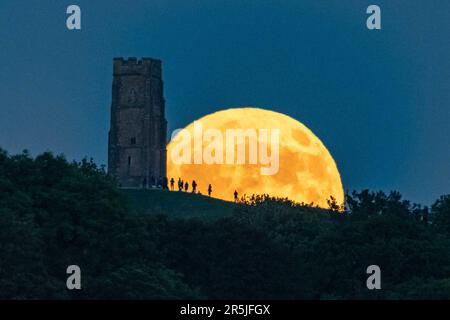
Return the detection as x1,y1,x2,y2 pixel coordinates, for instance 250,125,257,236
184,181,189,192
170,178,175,190
192,180,197,193
163,177,169,190
234,190,238,202
178,178,183,191
208,184,212,197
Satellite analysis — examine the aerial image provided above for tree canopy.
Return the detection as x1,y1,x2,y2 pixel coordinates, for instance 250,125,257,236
1,148,450,299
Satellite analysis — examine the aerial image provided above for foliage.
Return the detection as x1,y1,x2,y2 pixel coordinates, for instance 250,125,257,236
1,148,450,299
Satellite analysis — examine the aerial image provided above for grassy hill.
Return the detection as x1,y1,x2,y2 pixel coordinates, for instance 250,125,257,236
3,149,450,299
121,189,236,220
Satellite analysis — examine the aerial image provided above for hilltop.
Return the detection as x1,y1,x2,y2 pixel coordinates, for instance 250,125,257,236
121,189,236,220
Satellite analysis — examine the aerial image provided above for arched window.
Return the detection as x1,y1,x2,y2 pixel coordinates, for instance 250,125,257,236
128,88,137,104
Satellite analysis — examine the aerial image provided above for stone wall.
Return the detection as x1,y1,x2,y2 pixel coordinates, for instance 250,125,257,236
108,57,167,188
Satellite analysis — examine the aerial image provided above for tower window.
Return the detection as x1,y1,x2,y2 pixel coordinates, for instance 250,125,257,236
128,156,131,167
128,88,137,104
130,137,136,145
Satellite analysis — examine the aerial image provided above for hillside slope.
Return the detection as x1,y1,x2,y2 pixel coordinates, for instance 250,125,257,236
121,189,236,220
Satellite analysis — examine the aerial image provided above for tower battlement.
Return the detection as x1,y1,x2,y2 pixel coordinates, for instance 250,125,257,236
113,57,162,78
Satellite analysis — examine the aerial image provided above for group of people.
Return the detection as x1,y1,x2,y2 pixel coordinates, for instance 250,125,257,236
169,177,214,197
142,176,168,189
168,177,239,202
143,176,239,201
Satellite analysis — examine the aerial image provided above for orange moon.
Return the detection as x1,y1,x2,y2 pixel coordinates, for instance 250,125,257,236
167,107,344,208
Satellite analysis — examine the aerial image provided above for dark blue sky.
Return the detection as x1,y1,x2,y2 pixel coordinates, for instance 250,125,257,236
0,0,449,205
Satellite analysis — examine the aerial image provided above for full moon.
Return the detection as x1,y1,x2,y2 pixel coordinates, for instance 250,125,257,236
167,108,344,208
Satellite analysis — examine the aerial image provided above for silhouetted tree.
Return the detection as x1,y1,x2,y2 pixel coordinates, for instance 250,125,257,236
432,195,450,233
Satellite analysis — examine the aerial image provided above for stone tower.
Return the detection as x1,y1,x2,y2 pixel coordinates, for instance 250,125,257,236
108,57,167,188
